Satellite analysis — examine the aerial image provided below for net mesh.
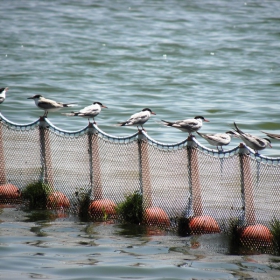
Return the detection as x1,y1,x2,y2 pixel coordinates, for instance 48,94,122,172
0,114,280,252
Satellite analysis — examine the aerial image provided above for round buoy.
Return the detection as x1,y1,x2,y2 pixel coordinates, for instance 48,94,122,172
0,184,20,199
144,207,170,226
89,199,116,217
241,224,272,244
189,215,220,234
47,191,70,209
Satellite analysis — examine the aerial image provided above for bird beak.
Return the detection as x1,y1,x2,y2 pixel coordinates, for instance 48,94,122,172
151,112,156,115
268,143,272,148
27,96,34,99
204,118,210,122
102,105,108,109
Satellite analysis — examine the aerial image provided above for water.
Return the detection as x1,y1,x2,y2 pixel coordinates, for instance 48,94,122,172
1,0,280,155
1,0,280,278
1,207,280,280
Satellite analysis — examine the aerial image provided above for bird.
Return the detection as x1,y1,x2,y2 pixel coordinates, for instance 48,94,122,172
118,108,156,130
0,87,9,104
27,94,76,117
261,131,280,141
161,116,209,135
62,102,107,124
233,122,272,153
196,131,232,151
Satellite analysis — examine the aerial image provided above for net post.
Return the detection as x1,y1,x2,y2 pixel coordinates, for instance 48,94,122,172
187,135,203,216
88,123,102,200
138,130,152,209
39,117,54,190
0,120,7,184
238,143,256,225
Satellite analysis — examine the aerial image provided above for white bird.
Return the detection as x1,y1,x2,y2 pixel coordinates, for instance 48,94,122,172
27,94,76,117
196,131,232,151
161,116,209,135
118,108,156,130
0,87,8,104
62,102,108,123
261,131,280,141
233,122,272,153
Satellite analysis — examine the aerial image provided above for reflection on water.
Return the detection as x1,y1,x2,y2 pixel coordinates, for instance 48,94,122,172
0,207,280,279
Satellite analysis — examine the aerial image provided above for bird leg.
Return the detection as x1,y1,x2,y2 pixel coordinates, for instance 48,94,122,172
141,125,146,132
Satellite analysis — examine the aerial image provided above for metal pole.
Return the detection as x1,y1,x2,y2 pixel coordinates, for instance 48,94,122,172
239,143,256,225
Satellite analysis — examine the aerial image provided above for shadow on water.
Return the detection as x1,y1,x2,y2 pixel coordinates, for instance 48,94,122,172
23,209,68,223
116,223,148,237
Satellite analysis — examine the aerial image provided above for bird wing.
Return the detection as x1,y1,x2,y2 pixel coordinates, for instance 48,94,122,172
197,132,230,146
240,133,266,150
209,133,231,145
261,131,280,140
79,104,100,116
233,122,246,135
126,111,149,125
38,99,62,109
177,119,200,130
254,137,267,147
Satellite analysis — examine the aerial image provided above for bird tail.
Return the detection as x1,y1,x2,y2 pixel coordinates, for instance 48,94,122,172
61,112,78,116
117,121,127,126
226,130,240,138
196,131,203,137
63,103,77,107
233,122,245,135
261,131,280,140
161,120,174,126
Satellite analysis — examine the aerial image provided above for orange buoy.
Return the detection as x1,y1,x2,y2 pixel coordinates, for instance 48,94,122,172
241,224,272,244
189,215,220,234
0,184,20,199
47,191,70,209
144,207,170,227
89,199,116,217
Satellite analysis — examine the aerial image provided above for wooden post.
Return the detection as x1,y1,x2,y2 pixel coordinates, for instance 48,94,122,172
138,131,152,209
39,117,54,190
187,136,203,216
0,121,7,185
239,143,256,225
88,123,102,200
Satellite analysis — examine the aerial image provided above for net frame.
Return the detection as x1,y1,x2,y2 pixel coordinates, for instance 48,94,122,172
0,113,280,240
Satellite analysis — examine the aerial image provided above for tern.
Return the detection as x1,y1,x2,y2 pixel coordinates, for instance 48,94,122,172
0,87,8,104
233,122,272,153
261,131,280,141
196,131,232,151
118,108,156,130
161,116,209,135
62,102,108,123
27,94,76,117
